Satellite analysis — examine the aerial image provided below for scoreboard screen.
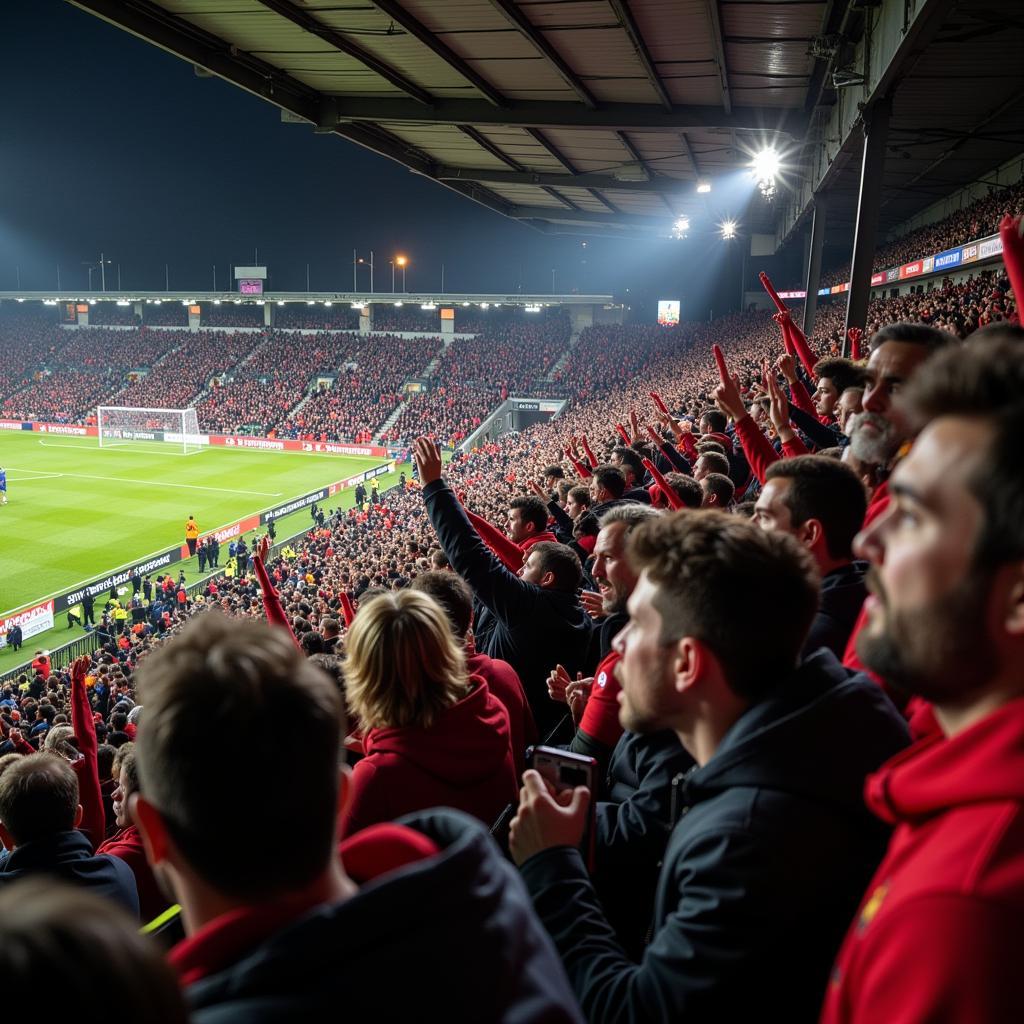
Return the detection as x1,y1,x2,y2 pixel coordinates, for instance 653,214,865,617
239,278,263,295
657,299,680,326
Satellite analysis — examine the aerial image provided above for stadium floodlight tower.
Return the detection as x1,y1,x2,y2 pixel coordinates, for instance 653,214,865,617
97,406,202,455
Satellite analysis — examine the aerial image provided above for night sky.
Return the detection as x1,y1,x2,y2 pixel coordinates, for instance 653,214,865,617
1,1,800,318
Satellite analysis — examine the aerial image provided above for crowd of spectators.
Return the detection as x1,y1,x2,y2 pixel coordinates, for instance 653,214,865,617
273,304,359,330
2,209,1023,1021
198,304,265,328
283,333,442,442
820,177,1024,286
85,303,142,327
140,304,188,327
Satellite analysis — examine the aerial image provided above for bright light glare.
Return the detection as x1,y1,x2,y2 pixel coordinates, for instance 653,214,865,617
721,220,738,240
672,216,690,239
696,181,711,194
752,149,781,181
395,255,407,267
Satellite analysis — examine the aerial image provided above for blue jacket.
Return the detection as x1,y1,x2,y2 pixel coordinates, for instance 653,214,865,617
0,829,139,917
520,650,911,1023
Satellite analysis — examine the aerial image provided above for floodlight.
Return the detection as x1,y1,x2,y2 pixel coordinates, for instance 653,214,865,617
394,301,403,307
721,220,738,240
672,217,690,239
752,149,780,182
696,181,712,194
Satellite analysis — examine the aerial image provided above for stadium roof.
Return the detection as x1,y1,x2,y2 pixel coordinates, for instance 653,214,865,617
68,0,826,239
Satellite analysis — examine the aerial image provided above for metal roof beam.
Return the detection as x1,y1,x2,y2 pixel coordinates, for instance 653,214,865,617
457,125,525,171
433,165,698,196
487,0,598,109
608,0,673,111
253,0,434,106
704,0,733,114
523,128,578,173
680,133,702,179
510,205,672,229
325,96,804,134
367,1,507,108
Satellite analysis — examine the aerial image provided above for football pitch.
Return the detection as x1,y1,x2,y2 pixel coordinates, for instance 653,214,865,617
0,431,401,667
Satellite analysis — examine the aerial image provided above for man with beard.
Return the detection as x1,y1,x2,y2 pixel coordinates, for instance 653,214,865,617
845,322,955,526
841,323,956,671
822,336,1024,1024
548,505,661,773
510,512,909,1022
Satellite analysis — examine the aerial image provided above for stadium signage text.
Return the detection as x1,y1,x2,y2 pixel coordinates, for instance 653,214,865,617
0,600,55,648
57,549,179,612
261,488,330,524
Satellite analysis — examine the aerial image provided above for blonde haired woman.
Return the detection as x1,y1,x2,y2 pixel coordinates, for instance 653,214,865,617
341,590,517,838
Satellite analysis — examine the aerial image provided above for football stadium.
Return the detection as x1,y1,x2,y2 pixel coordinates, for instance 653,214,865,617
1,0,1022,1018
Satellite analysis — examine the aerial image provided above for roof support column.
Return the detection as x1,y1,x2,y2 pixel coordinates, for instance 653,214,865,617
802,194,827,339
844,96,892,352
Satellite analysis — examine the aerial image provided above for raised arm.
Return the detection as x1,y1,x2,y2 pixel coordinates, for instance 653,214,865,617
254,536,301,651
70,656,105,851
414,437,533,624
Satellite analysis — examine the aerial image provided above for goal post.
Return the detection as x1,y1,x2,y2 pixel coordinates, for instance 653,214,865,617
97,406,203,455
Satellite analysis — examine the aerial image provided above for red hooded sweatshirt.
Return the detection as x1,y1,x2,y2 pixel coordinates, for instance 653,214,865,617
341,677,517,839
821,696,1024,1024
98,824,168,923
466,652,537,766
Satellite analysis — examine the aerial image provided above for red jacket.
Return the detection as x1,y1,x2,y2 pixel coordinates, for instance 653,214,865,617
98,824,168,924
341,677,517,838
821,697,1024,1024
466,652,537,766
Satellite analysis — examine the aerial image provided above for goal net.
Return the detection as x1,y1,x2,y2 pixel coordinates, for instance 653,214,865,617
97,406,203,455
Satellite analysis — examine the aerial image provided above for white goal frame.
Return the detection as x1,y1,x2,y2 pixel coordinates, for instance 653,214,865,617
97,406,203,455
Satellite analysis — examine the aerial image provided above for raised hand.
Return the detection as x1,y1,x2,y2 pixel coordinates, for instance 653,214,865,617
412,436,443,485
774,352,798,384
256,533,271,562
711,344,747,422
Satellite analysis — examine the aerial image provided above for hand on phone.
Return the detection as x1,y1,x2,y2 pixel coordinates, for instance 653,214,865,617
509,769,590,867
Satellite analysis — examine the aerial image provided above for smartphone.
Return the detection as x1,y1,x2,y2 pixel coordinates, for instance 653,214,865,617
527,745,598,870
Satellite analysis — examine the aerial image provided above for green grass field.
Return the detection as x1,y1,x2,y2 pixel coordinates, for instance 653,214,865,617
0,431,402,670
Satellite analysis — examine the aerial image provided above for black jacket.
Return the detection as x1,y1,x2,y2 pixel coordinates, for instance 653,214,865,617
187,810,584,1024
592,730,695,959
804,561,868,659
519,650,910,1023
423,480,594,734
0,829,139,916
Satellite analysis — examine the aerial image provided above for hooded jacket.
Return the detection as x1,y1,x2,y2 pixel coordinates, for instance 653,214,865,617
821,696,1024,1024
423,479,594,736
341,676,517,838
97,824,168,922
181,810,585,1024
804,561,868,660
466,651,537,768
519,650,910,1024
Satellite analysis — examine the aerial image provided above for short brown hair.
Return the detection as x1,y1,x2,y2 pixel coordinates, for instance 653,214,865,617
0,880,188,1023
765,455,867,559
628,511,819,701
345,590,468,731
0,754,79,845
902,336,1024,568
410,571,474,638
136,614,344,899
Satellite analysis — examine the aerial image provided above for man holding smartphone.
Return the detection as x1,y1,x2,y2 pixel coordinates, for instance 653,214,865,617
510,511,909,1023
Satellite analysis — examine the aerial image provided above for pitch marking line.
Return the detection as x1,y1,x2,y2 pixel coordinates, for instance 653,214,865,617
7,466,283,498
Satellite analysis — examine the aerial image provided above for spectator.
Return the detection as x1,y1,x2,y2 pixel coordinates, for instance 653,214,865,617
341,590,518,836
131,613,583,1023
756,456,869,657
510,511,909,1022
0,753,139,915
415,437,594,735
0,879,187,1023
